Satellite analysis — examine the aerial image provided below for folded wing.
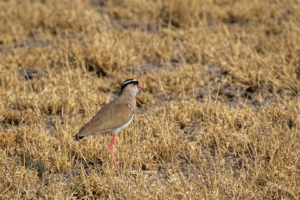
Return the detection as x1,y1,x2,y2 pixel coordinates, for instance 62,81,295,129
74,104,134,140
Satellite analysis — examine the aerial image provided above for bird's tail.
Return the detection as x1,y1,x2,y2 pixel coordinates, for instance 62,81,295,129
74,135,85,142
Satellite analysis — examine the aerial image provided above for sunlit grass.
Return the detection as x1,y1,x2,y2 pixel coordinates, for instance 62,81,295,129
0,0,300,199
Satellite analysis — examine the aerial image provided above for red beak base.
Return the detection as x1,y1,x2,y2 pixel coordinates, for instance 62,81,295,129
137,85,144,91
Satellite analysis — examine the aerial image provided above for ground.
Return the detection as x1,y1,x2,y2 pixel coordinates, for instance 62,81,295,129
0,0,300,199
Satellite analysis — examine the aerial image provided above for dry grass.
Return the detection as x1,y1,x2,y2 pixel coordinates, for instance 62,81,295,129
1,0,300,199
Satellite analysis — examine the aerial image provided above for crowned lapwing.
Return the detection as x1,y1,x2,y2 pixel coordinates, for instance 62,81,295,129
74,79,144,175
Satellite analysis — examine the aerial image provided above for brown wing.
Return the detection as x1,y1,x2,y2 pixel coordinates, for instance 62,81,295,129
75,103,133,140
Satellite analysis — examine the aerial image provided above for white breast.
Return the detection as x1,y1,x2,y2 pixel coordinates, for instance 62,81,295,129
111,104,134,135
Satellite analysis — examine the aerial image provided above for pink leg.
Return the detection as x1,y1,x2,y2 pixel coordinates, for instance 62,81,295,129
109,134,120,176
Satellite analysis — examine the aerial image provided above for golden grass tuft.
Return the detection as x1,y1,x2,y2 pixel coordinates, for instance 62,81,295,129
1,0,300,198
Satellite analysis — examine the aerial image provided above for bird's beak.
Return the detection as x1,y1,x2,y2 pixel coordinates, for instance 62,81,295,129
137,85,145,91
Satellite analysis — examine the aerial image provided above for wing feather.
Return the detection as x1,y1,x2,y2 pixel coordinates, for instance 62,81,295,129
75,104,133,140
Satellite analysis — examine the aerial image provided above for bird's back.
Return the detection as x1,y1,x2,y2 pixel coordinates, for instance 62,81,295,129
74,95,134,140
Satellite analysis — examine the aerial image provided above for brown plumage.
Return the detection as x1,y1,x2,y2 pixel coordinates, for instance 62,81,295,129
74,79,144,175
74,86,136,140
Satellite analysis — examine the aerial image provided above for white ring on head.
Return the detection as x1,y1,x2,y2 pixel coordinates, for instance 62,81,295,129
121,79,138,88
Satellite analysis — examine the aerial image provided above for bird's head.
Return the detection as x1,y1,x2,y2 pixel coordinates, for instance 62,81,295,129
121,79,145,95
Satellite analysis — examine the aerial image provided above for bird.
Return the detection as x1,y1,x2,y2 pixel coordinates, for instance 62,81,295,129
74,79,144,176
